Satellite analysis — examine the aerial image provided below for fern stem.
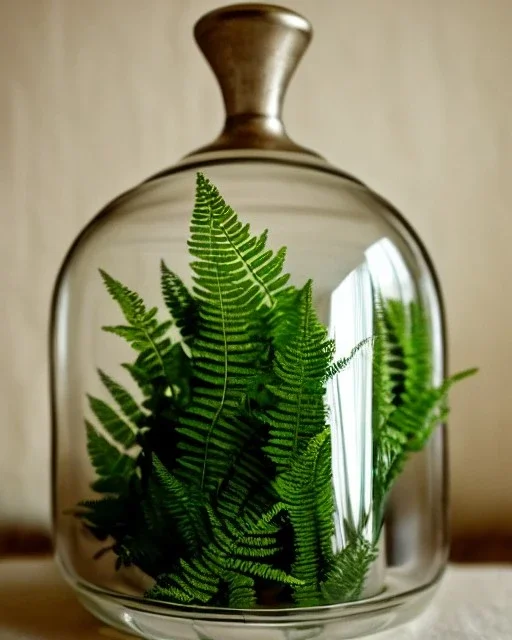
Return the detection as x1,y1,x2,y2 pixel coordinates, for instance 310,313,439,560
218,222,274,308
293,306,308,454
200,221,229,490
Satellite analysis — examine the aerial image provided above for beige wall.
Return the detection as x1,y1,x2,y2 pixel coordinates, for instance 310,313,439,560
1,0,510,540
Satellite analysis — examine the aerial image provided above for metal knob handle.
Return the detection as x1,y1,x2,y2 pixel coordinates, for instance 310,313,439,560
189,3,318,156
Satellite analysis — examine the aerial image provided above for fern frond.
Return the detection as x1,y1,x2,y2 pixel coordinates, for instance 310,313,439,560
382,300,474,453
189,173,290,309
86,421,135,491
87,395,137,449
148,456,206,554
228,558,301,584
147,557,221,604
100,270,177,387
372,299,477,535
147,501,297,607
326,337,374,380
262,281,334,472
160,260,198,342
227,574,256,608
320,534,376,604
100,269,155,325
176,174,291,491
121,362,152,397
372,304,395,430
214,421,278,524
372,301,403,526
275,428,334,606
75,496,126,527
98,369,145,427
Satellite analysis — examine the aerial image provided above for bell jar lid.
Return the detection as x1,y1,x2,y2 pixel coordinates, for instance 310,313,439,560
185,3,322,159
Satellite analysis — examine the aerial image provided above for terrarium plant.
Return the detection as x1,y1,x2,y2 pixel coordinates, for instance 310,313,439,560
73,173,476,608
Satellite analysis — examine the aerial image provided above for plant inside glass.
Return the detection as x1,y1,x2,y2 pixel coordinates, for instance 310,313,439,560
73,173,476,608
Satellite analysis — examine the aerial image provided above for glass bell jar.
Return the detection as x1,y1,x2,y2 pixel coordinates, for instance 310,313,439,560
51,4,475,639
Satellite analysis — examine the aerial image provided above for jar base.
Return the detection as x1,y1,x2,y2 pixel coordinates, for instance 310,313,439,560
70,573,441,640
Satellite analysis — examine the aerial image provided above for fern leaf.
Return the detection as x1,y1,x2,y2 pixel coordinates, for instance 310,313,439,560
326,337,374,380
75,496,128,532
98,369,144,427
147,556,221,604
214,422,278,523
275,428,334,606
227,574,256,608
372,303,395,431
371,299,477,535
400,366,477,452
176,174,291,491
86,421,135,492
100,270,177,387
228,558,302,585
262,281,334,472
122,362,153,396
160,260,198,342
189,173,290,308
87,395,137,448
383,301,474,452
148,455,206,554
146,501,296,606
371,302,402,526
320,534,376,603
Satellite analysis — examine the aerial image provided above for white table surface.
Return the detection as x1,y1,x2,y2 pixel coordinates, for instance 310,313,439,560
0,558,511,639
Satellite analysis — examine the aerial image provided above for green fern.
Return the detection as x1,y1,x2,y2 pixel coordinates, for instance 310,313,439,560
262,281,333,472
147,504,297,607
214,432,277,523
175,173,290,492
326,337,374,380
148,455,206,555
100,270,176,387
371,299,477,535
274,428,334,606
160,260,198,343
87,395,138,449
85,422,135,494
321,530,377,603
74,172,476,610
75,495,131,542
97,369,145,427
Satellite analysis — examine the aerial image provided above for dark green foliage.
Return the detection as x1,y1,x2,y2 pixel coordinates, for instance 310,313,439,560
274,429,334,606
100,270,177,387
148,455,206,554
321,530,377,603
261,282,333,473
160,260,198,343
97,369,144,424
147,504,297,606
85,421,135,494
87,395,137,449
74,172,476,609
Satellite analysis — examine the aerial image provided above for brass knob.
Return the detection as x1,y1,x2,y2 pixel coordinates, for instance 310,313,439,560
188,3,319,157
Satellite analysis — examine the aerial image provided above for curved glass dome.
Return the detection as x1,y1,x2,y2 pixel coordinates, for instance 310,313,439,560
50,4,468,640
